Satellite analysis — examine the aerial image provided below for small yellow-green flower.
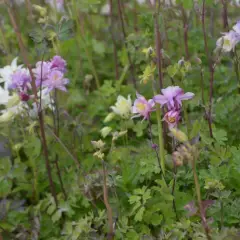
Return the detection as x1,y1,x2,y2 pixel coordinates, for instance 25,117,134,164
111,95,132,119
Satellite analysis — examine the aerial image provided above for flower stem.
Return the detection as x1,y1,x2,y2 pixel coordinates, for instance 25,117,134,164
191,157,212,240
156,103,165,175
234,50,240,94
102,160,114,240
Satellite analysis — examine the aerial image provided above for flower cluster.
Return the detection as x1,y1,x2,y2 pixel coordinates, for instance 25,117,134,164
45,0,65,12
110,86,194,128
216,21,240,52
154,86,194,128
0,55,69,122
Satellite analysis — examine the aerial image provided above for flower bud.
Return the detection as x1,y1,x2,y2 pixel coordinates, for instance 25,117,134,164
100,126,112,138
170,128,188,143
104,112,115,123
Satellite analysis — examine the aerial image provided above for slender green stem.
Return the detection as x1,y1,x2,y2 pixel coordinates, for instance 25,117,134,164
72,0,100,89
234,50,240,94
191,156,211,240
155,102,165,175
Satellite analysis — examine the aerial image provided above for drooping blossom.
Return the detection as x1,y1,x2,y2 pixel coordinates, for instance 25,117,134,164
42,70,69,93
132,92,155,120
153,86,194,110
163,110,181,128
50,55,67,73
45,0,65,12
0,57,23,90
216,30,240,52
111,95,132,119
8,69,31,91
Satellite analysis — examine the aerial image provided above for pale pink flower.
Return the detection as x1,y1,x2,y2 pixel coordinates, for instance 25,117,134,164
43,70,69,93
50,55,67,73
163,110,181,128
132,93,155,120
153,86,194,110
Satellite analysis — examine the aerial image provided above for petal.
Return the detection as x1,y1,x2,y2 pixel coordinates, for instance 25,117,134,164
178,92,194,101
153,94,168,105
148,99,155,108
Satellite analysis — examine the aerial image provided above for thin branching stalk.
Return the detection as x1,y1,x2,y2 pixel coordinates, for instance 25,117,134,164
5,0,58,205
47,126,81,170
201,0,214,138
102,160,114,240
117,0,137,89
133,0,138,33
171,160,178,221
191,155,212,240
25,0,33,22
233,50,240,94
154,1,166,174
109,0,119,80
180,5,190,60
72,0,100,89
221,0,229,31
52,91,67,200
148,119,161,173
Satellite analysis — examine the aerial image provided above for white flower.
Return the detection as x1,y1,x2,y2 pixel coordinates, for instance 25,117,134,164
29,88,54,118
101,3,110,15
111,95,132,119
0,87,11,105
0,94,28,123
0,57,23,90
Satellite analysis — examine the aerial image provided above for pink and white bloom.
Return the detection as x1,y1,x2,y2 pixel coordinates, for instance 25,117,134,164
33,61,52,87
43,70,69,93
132,93,155,120
153,86,194,110
216,30,240,52
163,110,181,128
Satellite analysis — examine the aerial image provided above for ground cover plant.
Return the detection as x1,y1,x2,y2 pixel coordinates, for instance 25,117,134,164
1,0,240,239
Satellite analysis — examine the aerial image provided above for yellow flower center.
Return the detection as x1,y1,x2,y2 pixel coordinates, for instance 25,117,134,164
167,116,176,123
136,103,146,111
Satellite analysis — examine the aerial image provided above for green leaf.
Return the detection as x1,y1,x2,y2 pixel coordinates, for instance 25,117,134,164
134,206,145,222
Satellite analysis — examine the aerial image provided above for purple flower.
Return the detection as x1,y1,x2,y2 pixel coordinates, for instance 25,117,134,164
216,31,240,52
164,110,181,128
33,61,51,87
153,86,194,110
43,70,69,93
50,55,67,73
132,92,155,120
233,20,240,34
9,69,31,90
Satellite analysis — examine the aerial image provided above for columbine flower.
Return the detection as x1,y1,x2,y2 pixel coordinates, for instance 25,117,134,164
33,61,52,87
0,57,23,90
153,86,194,110
50,55,67,73
45,0,65,12
8,69,31,91
111,95,132,119
43,70,69,93
164,110,180,128
132,92,155,120
216,30,240,52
